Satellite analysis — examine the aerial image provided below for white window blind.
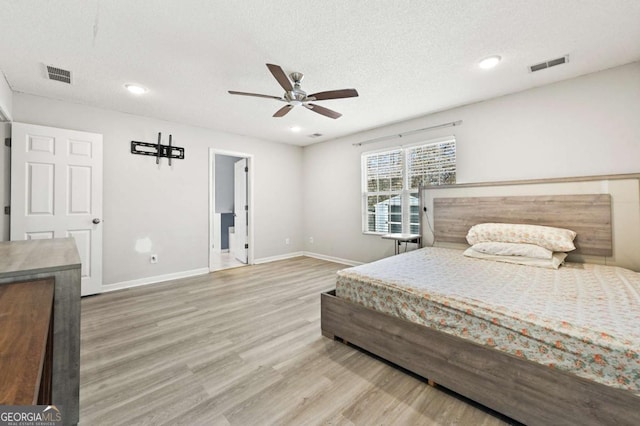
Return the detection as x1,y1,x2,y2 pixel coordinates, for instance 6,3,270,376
362,137,456,234
363,149,403,234
407,139,456,188
365,150,403,192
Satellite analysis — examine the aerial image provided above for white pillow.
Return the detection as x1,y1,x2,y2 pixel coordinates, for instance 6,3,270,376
466,223,576,252
463,247,567,269
470,242,553,259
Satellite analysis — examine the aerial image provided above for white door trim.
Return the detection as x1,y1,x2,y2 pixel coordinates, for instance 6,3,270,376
233,158,248,263
208,148,254,270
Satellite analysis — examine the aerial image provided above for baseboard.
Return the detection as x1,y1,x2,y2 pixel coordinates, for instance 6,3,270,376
253,251,305,264
101,252,359,293
302,251,363,266
102,267,210,293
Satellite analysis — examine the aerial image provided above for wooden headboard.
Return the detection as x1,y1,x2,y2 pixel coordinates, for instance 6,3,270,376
432,194,612,256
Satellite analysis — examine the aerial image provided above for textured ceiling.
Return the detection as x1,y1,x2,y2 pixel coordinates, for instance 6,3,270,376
1,0,639,146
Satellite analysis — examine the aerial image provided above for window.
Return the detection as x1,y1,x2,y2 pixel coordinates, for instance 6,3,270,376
362,137,455,234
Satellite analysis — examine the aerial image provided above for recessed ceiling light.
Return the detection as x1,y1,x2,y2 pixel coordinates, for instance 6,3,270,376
125,84,148,95
478,56,502,70
290,126,301,133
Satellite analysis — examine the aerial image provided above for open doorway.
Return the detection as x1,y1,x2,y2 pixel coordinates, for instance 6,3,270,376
209,149,253,271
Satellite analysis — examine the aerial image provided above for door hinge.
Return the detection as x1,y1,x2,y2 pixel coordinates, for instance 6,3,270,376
4,138,10,147
4,206,9,215
244,166,248,173
244,205,248,211
244,243,248,249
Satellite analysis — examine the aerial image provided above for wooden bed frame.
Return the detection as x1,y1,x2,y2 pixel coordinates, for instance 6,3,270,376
321,192,640,425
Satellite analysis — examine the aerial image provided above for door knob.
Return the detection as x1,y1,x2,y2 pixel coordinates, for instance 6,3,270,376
92,218,101,224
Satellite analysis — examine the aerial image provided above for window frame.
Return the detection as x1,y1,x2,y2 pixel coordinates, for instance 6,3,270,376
361,136,456,235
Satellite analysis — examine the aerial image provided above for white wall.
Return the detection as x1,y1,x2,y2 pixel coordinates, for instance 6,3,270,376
13,93,303,286
6,62,639,281
302,61,640,264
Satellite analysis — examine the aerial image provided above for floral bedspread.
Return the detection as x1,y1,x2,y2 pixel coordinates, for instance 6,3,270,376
335,247,640,393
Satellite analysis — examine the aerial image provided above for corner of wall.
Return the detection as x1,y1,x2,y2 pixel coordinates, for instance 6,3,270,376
0,70,13,121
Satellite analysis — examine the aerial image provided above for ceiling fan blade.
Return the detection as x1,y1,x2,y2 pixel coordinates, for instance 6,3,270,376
266,63,293,92
228,90,285,101
305,103,342,119
273,105,293,117
308,89,359,101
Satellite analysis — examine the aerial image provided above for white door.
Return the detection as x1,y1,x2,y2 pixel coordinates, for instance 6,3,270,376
11,123,103,296
233,158,248,263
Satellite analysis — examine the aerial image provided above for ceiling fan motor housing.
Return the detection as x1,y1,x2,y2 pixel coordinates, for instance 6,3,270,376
285,89,307,105
285,72,307,105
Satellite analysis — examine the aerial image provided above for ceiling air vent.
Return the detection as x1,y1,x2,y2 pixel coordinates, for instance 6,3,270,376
46,65,72,84
529,55,569,73
308,133,323,138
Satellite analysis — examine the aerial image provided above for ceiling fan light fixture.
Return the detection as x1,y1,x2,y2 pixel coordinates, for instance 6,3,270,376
125,84,148,95
478,55,502,70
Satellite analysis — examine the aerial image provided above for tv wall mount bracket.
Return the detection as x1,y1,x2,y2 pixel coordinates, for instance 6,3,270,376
131,132,184,165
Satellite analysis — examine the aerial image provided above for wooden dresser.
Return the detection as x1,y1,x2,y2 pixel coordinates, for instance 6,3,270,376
0,279,54,405
0,238,81,426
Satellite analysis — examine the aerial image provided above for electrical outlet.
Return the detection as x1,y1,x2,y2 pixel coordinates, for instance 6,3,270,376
285,238,290,245
309,236,314,243
150,254,158,264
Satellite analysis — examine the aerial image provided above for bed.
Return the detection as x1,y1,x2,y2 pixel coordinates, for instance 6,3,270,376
321,186,640,425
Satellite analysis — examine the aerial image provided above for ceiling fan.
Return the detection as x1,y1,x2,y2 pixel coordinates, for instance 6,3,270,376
228,63,359,119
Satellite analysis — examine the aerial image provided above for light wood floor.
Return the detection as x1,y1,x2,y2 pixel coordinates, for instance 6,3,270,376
80,256,516,425
210,251,247,272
